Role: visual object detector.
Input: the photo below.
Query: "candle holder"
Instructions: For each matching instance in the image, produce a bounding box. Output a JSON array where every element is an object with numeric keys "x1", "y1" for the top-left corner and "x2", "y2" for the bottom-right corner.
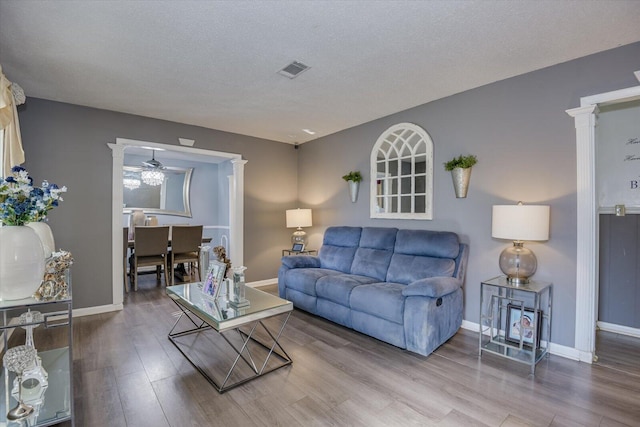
[
  {"x1": 12, "y1": 310, "x2": 49, "y2": 407},
  {"x1": 228, "y1": 266, "x2": 249, "y2": 308},
  {"x1": 3, "y1": 345, "x2": 37, "y2": 421}
]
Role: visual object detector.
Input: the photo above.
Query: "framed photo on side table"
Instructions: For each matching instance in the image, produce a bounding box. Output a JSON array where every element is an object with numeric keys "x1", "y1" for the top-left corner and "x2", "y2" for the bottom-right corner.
[
  {"x1": 202, "y1": 260, "x2": 227, "y2": 299},
  {"x1": 505, "y1": 304, "x2": 542, "y2": 347},
  {"x1": 291, "y1": 242, "x2": 305, "y2": 252}
]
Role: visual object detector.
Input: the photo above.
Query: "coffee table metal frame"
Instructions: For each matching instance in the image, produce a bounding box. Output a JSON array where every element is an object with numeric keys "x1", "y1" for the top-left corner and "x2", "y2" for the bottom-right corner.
[{"x1": 166, "y1": 284, "x2": 293, "y2": 393}]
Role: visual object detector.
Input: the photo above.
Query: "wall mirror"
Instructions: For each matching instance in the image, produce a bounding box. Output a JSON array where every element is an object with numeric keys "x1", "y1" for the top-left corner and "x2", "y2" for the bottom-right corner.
[
  {"x1": 370, "y1": 123, "x2": 433, "y2": 219},
  {"x1": 122, "y1": 166, "x2": 193, "y2": 217}
]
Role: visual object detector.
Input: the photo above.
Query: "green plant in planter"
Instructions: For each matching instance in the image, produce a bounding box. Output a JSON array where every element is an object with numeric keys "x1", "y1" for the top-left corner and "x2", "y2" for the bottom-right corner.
[
  {"x1": 444, "y1": 155, "x2": 478, "y2": 171},
  {"x1": 342, "y1": 171, "x2": 363, "y2": 182}
]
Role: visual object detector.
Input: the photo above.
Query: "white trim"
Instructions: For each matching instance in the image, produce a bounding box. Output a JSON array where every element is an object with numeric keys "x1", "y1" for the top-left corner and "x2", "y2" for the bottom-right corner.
[
  {"x1": 72, "y1": 303, "x2": 123, "y2": 317},
  {"x1": 108, "y1": 138, "x2": 245, "y2": 308},
  {"x1": 566, "y1": 104, "x2": 599, "y2": 364},
  {"x1": 597, "y1": 321, "x2": 640, "y2": 339},
  {"x1": 370, "y1": 122, "x2": 434, "y2": 220},
  {"x1": 566, "y1": 81, "x2": 640, "y2": 366},
  {"x1": 461, "y1": 320, "x2": 582, "y2": 361},
  {"x1": 247, "y1": 277, "x2": 278, "y2": 288},
  {"x1": 580, "y1": 86, "x2": 640, "y2": 107}
]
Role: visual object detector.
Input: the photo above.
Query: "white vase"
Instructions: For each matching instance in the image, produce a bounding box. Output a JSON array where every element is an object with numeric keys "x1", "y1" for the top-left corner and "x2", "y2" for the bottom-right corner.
[
  {"x1": 0, "y1": 226, "x2": 45, "y2": 300},
  {"x1": 348, "y1": 180, "x2": 360, "y2": 203},
  {"x1": 26, "y1": 222, "x2": 56, "y2": 258}
]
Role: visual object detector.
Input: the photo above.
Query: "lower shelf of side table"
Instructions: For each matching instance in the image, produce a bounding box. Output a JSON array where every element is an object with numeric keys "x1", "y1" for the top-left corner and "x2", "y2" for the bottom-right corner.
[
  {"x1": 480, "y1": 335, "x2": 548, "y2": 366},
  {"x1": 0, "y1": 347, "x2": 72, "y2": 427}
]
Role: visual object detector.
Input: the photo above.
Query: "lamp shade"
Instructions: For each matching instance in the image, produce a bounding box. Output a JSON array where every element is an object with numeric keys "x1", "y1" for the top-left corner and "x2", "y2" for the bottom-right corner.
[
  {"x1": 286, "y1": 209, "x2": 312, "y2": 228},
  {"x1": 492, "y1": 204, "x2": 549, "y2": 241}
]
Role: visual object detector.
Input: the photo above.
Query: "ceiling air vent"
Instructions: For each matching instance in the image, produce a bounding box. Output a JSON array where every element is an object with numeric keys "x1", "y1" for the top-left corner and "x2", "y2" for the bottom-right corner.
[{"x1": 277, "y1": 61, "x2": 310, "y2": 79}]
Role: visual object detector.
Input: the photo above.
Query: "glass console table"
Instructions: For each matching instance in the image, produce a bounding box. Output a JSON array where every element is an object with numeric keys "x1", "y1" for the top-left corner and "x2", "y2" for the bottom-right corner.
[
  {"x1": 0, "y1": 279, "x2": 73, "y2": 426},
  {"x1": 479, "y1": 276, "x2": 552, "y2": 375}
]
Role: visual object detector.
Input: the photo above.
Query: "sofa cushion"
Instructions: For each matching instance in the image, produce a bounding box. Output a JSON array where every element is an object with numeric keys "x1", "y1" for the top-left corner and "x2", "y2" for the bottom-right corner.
[
  {"x1": 386, "y1": 254, "x2": 456, "y2": 285},
  {"x1": 350, "y1": 282, "x2": 405, "y2": 324},
  {"x1": 319, "y1": 226, "x2": 362, "y2": 273},
  {"x1": 316, "y1": 274, "x2": 378, "y2": 306},
  {"x1": 284, "y1": 268, "x2": 341, "y2": 296},
  {"x1": 394, "y1": 229, "x2": 460, "y2": 259},
  {"x1": 351, "y1": 227, "x2": 397, "y2": 281}
]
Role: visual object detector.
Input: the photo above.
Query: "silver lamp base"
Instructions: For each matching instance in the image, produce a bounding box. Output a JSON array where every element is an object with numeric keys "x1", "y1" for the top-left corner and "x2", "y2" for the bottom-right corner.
[
  {"x1": 499, "y1": 241, "x2": 537, "y2": 285},
  {"x1": 291, "y1": 228, "x2": 307, "y2": 245}
]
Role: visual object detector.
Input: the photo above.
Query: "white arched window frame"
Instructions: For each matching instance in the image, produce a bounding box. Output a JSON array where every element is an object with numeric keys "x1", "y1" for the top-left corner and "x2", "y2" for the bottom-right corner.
[{"x1": 370, "y1": 123, "x2": 434, "y2": 219}]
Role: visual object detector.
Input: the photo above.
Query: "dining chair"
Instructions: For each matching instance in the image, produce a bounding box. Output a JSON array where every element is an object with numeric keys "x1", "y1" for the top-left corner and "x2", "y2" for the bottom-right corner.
[
  {"x1": 123, "y1": 227, "x2": 130, "y2": 292},
  {"x1": 169, "y1": 225, "x2": 203, "y2": 285},
  {"x1": 132, "y1": 226, "x2": 170, "y2": 291}
]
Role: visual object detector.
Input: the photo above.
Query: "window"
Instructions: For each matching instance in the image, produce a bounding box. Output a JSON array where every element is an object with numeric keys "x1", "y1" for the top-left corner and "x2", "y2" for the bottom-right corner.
[{"x1": 370, "y1": 123, "x2": 433, "y2": 219}]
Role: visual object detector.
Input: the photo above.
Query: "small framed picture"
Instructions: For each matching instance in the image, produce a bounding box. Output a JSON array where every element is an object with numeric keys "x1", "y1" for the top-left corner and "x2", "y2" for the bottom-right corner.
[
  {"x1": 291, "y1": 242, "x2": 305, "y2": 252},
  {"x1": 202, "y1": 260, "x2": 227, "y2": 299},
  {"x1": 505, "y1": 304, "x2": 542, "y2": 347}
]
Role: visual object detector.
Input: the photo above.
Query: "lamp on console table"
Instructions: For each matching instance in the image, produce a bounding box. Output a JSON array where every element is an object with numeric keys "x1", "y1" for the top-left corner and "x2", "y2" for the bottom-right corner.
[
  {"x1": 286, "y1": 208, "x2": 312, "y2": 246},
  {"x1": 492, "y1": 202, "x2": 550, "y2": 285}
]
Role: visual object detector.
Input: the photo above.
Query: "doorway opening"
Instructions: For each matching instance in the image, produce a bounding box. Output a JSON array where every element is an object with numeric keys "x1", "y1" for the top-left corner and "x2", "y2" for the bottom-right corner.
[{"x1": 109, "y1": 138, "x2": 247, "y2": 307}]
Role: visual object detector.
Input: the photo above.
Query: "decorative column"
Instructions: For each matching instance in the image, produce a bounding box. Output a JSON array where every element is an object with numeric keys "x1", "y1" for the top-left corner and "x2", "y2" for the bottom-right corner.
[
  {"x1": 108, "y1": 143, "x2": 125, "y2": 307},
  {"x1": 230, "y1": 159, "x2": 247, "y2": 268},
  {"x1": 566, "y1": 105, "x2": 598, "y2": 363}
]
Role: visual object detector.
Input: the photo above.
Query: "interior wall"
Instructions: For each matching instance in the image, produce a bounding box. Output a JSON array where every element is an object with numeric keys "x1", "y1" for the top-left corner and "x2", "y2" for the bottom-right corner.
[
  {"x1": 298, "y1": 41, "x2": 640, "y2": 348},
  {"x1": 599, "y1": 214, "x2": 640, "y2": 328},
  {"x1": 17, "y1": 98, "x2": 298, "y2": 309}
]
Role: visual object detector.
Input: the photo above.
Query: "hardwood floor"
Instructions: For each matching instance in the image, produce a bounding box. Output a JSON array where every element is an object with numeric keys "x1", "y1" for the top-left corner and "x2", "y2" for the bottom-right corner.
[
  {"x1": 596, "y1": 330, "x2": 640, "y2": 378},
  {"x1": 17, "y1": 274, "x2": 640, "y2": 426}
]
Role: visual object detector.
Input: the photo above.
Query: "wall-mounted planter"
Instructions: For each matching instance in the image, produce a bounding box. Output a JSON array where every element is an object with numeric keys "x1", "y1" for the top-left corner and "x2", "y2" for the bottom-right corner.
[
  {"x1": 451, "y1": 167, "x2": 472, "y2": 198},
  {"x1": 444, "y1": 155, "x2": 477, "y2": 199},
  {"x1": 342, "y1": 171, "x2": 362, "y2": 203},
  {"x1": 348, "y1": 180, "x2": 360, "y2": 203}
]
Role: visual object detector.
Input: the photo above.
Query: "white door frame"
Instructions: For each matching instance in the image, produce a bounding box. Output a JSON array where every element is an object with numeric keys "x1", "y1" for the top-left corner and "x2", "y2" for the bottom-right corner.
[
  {"x1": 108, "y1": 138, "x2": 246, "y2": 307},
  {"x1": 566, "y1": 83, "x2": 640, "y2": 363}
]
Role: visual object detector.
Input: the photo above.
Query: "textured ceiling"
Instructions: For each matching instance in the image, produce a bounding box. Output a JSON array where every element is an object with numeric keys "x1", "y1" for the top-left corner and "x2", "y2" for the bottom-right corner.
[{"x1": 1, "y1": 1, "x2": 640, "y2": 144}]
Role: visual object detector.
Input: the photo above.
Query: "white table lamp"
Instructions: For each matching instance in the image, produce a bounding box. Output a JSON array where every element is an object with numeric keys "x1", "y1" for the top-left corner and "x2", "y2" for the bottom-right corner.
[
  {"x1": 286, "y1": 208, "x2": 312, "y2": 245},
  {"x1": 492, "y1": 202, "x2": 550, "y2": 285}
]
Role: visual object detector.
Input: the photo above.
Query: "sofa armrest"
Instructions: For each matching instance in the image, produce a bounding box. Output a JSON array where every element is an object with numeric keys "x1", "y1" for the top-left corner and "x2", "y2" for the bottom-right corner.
[
  {"x1": 402, "y1": 277, "x2": 462, "y2": 298},
  {"x1": 281, "y1": 255, "x2": 321, "y2": 269}
]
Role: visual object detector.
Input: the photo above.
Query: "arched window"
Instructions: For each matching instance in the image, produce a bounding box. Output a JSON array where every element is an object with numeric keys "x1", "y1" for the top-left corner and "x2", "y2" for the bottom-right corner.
[{"x1": 370, "y1": 123, "x2": 433, "y2": 219}]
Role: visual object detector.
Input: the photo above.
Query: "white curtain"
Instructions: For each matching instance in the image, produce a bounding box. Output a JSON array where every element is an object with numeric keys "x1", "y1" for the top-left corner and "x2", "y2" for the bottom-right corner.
[{"x1": 0, "y1": 64, "x2": 25, "y2": 175}]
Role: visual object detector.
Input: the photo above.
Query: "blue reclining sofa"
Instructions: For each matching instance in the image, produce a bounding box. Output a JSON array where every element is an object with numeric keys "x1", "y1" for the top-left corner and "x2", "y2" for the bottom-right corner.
[{"x1": 278, "y1": 226, "x2": 469, "y2": 356}]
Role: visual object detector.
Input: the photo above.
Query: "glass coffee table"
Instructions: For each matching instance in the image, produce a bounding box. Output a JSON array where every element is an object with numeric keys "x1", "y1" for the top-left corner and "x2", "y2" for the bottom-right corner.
[{"x1": 166, "y1": 283, "x2": 293, "y2": 393}]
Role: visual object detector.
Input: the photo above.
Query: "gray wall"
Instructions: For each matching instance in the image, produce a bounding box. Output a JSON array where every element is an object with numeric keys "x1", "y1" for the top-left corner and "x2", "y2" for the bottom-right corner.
[
  {"x1": 17, "y1": 99, "x2": 297, "y2": 309},
  {"x1": 599, "y1": 215, "x2": 640, "y2": 328},
  {"x1": 297, "y1": 42, "x2": 640, "y2": 348}
]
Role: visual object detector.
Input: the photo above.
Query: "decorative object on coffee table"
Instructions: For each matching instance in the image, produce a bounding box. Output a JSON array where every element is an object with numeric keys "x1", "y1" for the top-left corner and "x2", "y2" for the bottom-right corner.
[
  {"x1": 229, "y1": 266, "x2": 249, "y2": 308},
  {"x1": 444, "y1": 154, "x2": 477, "y2": 198}
]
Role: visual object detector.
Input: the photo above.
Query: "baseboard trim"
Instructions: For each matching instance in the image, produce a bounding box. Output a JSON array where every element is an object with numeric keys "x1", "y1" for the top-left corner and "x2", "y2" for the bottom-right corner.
[
  {"x1": 248, "y1": 278, "x2": 278, "y2": 288},
  {"x1": 597, "y1": 321, "x2": 640, "y2": 338},
  {"x1": 461, "y1": 320, "x2": 582, "y2": 362},
  {"x1": 72, "y1": 303, "x2": 123, "y2": 318}
]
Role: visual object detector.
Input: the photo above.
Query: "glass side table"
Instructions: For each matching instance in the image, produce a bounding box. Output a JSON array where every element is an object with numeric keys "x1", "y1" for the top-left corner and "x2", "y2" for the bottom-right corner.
[
  {"x1": 282, "y1": 249, "x2": 317, "y2": 256},
  {"x1": 479, "y1": 276, "x2": 552, "y2": 375},
  {"x1": 0, "y1": 275, "x2": 74, "y2": 427}
]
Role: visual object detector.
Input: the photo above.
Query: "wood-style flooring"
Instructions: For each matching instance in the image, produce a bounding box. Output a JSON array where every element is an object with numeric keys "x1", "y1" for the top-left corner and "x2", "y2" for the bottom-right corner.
[{"x1": 16, "y1": 274, "x2": 640, "y2": 426}]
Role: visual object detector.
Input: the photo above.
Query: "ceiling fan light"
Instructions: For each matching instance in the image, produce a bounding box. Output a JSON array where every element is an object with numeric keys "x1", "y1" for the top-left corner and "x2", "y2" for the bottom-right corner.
[
  {"x1": 123, "y1": 177, "x2": 141, "y2": 190},
  {"x1": 141, "y1": 169, "x2": 165, "y2": 186}
]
